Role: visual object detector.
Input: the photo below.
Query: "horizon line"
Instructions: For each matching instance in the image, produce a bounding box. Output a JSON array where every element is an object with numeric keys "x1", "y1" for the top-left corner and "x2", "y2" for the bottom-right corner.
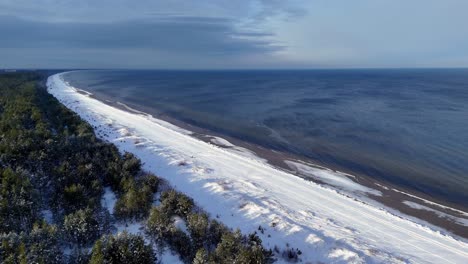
[{"x1": 3, "y1": 67, "x2": 468, "y2": 72}]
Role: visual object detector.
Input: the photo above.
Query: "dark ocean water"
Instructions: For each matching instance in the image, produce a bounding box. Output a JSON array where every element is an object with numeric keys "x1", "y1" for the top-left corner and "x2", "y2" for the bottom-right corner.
[{"x1": 63, "y1": 69, "x2": 468, "y2": 205}]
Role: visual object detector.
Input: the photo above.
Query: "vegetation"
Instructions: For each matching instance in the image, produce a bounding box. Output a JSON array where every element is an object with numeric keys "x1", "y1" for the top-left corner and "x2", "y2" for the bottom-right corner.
[
  {"x1": 0, "y1": 72, "x2": 274, "y2": 263},
  {"x1": 0, "y1": 221, "x2": 62, "y2": 264},
  {"x1": 114, "y1": 174, "x2": 159, "y2": 220},
  {"x1": 63, "y1": 207, "x2": 101, "y2": 246},
  {"x1": 89, "y1": 232, "x2": 155, "y2": 264}
]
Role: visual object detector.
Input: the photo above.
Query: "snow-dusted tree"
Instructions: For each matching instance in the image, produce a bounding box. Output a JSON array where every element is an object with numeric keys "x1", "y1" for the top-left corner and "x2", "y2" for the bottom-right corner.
[
  {"x1": 159, "y1": 190, "x2": 194, "y2": 218},
  {"x1": 193, "y1": 248, "x2": 208, "y2": 264},
  {"x1": 89, "y1": 232, "x2": 155, "y2": 264},
  {"x1": 0, "y1": 167, "x2": 39, "y2": 233},
  {"x1": 187, "y1": 212, "x2": 209, "y2": 248},
  {"x1": 63, "y1": 207, "x2": 100, "y2": 246},
  {"x1": 26, "y1": 221, "x2": 63, "y2": 264},
  {"x1": 213, "y1": 229, "x2": 243, "y2": 263},
  {"x1": 146, "y1": 207, "x2": 173, "y2": 242}
]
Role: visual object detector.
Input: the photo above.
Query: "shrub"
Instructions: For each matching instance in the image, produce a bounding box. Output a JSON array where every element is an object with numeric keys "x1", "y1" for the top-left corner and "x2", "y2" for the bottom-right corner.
[
  {"x1": 63, "y1": 208, "x2": 101, "y2": 246},
  {"x1": 193, "y1": 248, "x2": 209, "y2": 264},
  {"x1": 0, "y1": 221, "x2": 63, "y2": 264},
  {"x1": 0, "y1": 167, "x2": 39, "y2": 233},
  {"x1": 146, "y1": 207, "x2": 173, "y2": 241},
  {"x1": 167, "y1": 229, "x2": 194, "y2": 261},
  {"x1": 89, "y1": 232, "x2": 155, "y2": 264},
  {"x1": 160, "y1": 190, "x2": 194, "y2": 218},
  {"x1": 122, "y1": 152, "x2": 141, "y2": 175},
  {"x1": 187, "y1": 212, "x2": 209, "y2": 248},
  {"x1": 113, "y1": 176, "x2": 156, "y2": 220}
]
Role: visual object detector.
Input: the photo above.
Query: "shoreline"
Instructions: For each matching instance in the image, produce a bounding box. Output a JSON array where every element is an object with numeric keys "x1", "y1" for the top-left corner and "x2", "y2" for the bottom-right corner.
[
  {"x1": 48, "y1": 72, "x2": 468, "y2": 263},
  {"x1": 67, "y1": 73, "x2": 468, "y2": 239}
]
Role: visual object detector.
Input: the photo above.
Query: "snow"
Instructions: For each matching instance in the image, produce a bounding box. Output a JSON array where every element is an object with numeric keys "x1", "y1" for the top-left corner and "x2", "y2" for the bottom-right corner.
[
  {"x1": 101, "y1": 187, "x2": 117, "y2": 214},
  {"x1": 394, "y1": 188, "x2": 468, "y2": 217},
  {"x1": 210, "y1": 136, "x2": 267, "y2": 162},
  {"x1": 210, "y1": 136, "x2": 235, "y2": 147},
  {"x1": 101, "y1": 187, "x2": 146, "y2": 236},
  {"x1": 97, "y1": 153, "x2": 182, "y2": 263},
  {"x1": 328, "y1": 248, "x2": 363, "y2": 263},
  {"x1": 41, "y1": 209, "x2": 54, "y2": 224},
  {"x1": 115, "y1": 221, "x2": 144, "y2": 236},
  {"x1": 172, "y1": 216, "x2": 189, "y2": 234},
  {"x1": 403, "y1": 201, "x2": 468, "y2": 227},
  {"x1": 285, "y1": 160, "x2": 382, "y2": 196},
  {"x1": 158, "y1": 248, "x2": 184, "y2": 264},
  {"x1": 48, "y1": 73, "x2": 468, "y2": 264}
]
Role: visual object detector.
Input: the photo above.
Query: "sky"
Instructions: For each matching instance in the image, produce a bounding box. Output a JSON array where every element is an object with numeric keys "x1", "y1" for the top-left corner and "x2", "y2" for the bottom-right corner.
[{"x1": 1, "y1": 0, "x2": 467, "y2": 69}]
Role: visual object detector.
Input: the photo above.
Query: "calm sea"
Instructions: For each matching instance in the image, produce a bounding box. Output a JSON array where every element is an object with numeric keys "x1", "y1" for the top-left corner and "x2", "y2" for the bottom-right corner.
[{"x1": 63, "y1": 69, "x2": 468, "y2": 205}]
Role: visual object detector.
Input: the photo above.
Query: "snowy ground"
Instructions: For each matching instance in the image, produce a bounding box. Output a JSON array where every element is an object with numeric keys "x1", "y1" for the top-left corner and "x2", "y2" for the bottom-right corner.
[
  {"x1": 48, "y1": 73, "x2": 468, "y2": 264},
  {"x1": 100, "y1": 186, "x2": 184, "y2": 263}
]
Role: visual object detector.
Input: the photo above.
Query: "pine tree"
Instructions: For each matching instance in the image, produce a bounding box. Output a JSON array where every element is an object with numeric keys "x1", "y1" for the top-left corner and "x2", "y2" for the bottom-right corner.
[
  {"x1": 18, "y1": 242, "x2": 27, "y2": 264},
  {"x1": 146, "y1": 207, "x2": 172, "y2": 241},
  {"x1": 193, "y1": 248, "x2": 208, "y2": 264},
  {"x1": 187, "y1": 212, "x2": 209, "y2": 248},
  {"x1": 89, "y1": 232, "x2": 155, "y2": 264},
  {"x1": 89, "y1": 239, "x2": 104, "y2": 264},
  {"x1": 63, "y1": 207, "x2": 100, "y2": 245}
]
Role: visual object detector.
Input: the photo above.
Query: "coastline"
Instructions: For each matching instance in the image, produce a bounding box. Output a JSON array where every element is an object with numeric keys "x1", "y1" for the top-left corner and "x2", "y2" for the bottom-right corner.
[
  {"x1": 106, "y1": 102, "x2": 468, "y2": 238},
  {"x1": 48, "y1": 72, "x2": 468, "y2": 263},
  {"x1": 68, "y1": 72, "x2": 468, "y2": 238}
]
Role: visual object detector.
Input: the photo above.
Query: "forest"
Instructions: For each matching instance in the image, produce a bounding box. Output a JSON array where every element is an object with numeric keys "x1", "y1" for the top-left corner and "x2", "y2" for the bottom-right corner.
[{"x1": 0, "y1": 72, "x2": 274, "y2": 263}]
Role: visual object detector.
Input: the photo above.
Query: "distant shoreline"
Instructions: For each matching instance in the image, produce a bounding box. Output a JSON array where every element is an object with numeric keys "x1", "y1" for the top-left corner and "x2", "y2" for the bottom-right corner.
[{"x1": 56, "y1": 72, "x2": 468, "y2": 240}]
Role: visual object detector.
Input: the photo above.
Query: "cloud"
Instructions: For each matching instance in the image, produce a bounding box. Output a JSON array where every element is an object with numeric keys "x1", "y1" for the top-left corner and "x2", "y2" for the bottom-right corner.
[
  {"x1": 0, "y1": 14, "x2": 288, "y2": 69},
  {"x1": 0, "y1": 0, "x2": 306, "y2": 68},
  {"x1": 1, "y1": 0, "x2": 467, "y2": 68},
  {"x1": 0, "y1": 0, "x2": 307, "y2": 23},
  {"x1": 0, "y1": 15, "x2": 282, "y2": 55}
]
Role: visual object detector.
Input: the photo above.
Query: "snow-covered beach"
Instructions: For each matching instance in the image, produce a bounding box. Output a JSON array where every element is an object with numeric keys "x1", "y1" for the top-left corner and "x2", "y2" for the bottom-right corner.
[{"x1": 47, "y1": 73, "x2": 468, "y2": 263}]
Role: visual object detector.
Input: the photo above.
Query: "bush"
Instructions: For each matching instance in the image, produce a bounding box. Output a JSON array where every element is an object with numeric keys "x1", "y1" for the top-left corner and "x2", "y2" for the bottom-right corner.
[
  {"x1": 167, "y1": 229, "x2": 194, "y2": 261},
  {"x1": 187, "y1": 212, "x2": 209, "y2": 248},
  {"x1": 160, "y1": 190, "x2": 194, "y2": 218},
  {"x1": 89, "y1": 232, "x2": 155, "y2": 264},
  {"x1": 207, "y1": 219, "x2": 229, "y2": 246},
  {"x1": 0, "y1": 221, "x2": 63, "y2": 264},
  {"x1": 0, "y1": 167, "x2": 39, "y2": 233},
  {"x1": 193, "y1": 248, "x2": 209, "y2": 264},
  {"x1": 146, "y1": 207, "x2": 173, "y2": 241},
  {"x1": 113, "y1": 176, "x2": 157, "y2": 220},
  {"x1": 122, "y1": 152, "x2": 141, "y2": 175},
  {"x1": 213, "y1": 230, "x2": 243, "y2": 263},
  {"x1": 211, "y1": 230, "x2": 271, "y2": 264},
  {"x1": 63, "y1": 208, "x2": 101, "y2": 246}
]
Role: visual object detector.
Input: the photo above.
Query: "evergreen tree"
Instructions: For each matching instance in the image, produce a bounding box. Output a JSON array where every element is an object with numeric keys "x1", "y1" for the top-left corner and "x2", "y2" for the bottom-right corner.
[
  {"x1": 26, "y1": 221, "x2": 63, "y2": 264},
  {"x1": 146, "y1": 207, "x2": 173, "y2": 241},
  {"x1": 187, "y1": 212, "x2": 209, "y2": 248},
  {"x1": 114, "y1": 176, "x2": 155, "y2": 220},
  {"x1": 213, "y1": 230, "x2": 243, "y2": 263},
  {"x1": 0, "y1": 167, "x2": 38, "y2": 233},
  {"x1": 193, "y1": 248, "x2": 208, "y2": 264},
  {"x1": 89, "y1": 239, "x2": 104, "y2": 264},
  {"x1": 160, "y1": 190, "x2": 194, "y2": 218},
  {"x1": 89, "y1": 232, "x2": 155, "y2": 264},
  {"x1": 63, "y1": 207, "x2": 101, "y2": 246}
]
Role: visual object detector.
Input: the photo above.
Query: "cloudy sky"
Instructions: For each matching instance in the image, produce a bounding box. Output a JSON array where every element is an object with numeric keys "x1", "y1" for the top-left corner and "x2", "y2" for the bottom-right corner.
[{"x1": 1, "y1": 0, "x2": 467, "y2": 69}]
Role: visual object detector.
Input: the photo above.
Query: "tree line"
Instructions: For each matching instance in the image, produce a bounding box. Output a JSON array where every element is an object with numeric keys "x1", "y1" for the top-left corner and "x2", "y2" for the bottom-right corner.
[{"x1": 0, "y1": 72, "x2": 275, "y2": 263}]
